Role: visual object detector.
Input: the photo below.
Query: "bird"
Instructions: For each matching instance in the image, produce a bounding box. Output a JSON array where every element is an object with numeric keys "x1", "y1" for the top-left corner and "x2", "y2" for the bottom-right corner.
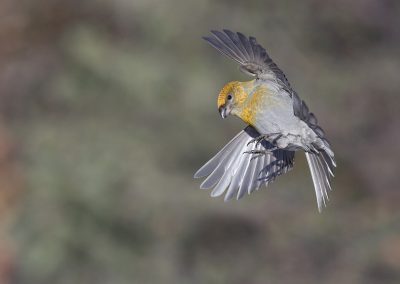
[{"x1": 194, "y1": 29, "x2": 336, "y2": 211}]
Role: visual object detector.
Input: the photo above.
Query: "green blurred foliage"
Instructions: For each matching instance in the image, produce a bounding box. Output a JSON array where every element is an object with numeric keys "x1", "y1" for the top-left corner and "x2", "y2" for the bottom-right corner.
[{"x1": 0, "y1": 0, "x2": 399, "y2": 283}]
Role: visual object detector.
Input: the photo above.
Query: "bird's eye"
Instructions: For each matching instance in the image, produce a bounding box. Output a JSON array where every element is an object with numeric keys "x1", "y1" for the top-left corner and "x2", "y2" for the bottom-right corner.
[{"x1": 227, "y1": 94, "x2": 233, "y2": 101}]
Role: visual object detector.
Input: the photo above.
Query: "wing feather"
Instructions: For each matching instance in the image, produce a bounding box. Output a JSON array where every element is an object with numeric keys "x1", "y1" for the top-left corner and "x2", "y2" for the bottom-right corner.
[
  {"x1": 236, "y1": 149, "x2": 254, "y2": 200},
  {"x1": 210, "y1": 136, "x2": 250, "y2": 197},
  {"x1": 198, "y1": 134, "x2": 245, "y2": 189},
  {"x1": 223, "y1": 30, "x2": 248, "y2": 60},
  {"x1": 253, "y1": 154, "x2": 265, "y2": 191},
  {"x1": 243, "y1": 154, "x2": 259, "y2": 195},
  {"x1": 203, "y1": 30, "x2": 291, "y2": 87},
  {"x1": 195, "y1": 126, "x2": 295, "y2": 201},
  {"x1": 224, "y1": 146, "x2": 248, "y2": 201},
  {"x1": 194, "y1": 131, "x2": 243, "y2": 178},
  {"x1": 211, "y1": 30, "x2": 245, "y2": 63},
  {"x1": 237, "y1": 32, "x2": 253, "y2": 60}
]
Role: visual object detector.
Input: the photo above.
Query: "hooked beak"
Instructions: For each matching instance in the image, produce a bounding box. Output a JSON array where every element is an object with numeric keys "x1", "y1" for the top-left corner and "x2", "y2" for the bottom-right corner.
[{"x1": 218, "y1": 105, "x2": 228, "y2": 119}]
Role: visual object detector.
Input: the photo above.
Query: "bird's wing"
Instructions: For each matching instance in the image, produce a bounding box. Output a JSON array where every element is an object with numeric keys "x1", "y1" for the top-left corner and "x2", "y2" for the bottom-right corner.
[
  {"x1": 194, "y1": 126, "x2": 295, "y2": 201},
  {"x1": 203, "y1": 29, "x2": 291, "y2": 88}
]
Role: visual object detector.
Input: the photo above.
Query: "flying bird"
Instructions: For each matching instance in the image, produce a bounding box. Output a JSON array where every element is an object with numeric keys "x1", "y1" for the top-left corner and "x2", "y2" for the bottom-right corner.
[{"x1": 194, "y1": 30, "x2": 336, "y2": 211}]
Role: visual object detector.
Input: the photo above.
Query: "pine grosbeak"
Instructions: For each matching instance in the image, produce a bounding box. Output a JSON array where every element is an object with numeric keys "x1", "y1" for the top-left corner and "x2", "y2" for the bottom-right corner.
[{"x1": 194, "y1": 30, "x2": 336, "y2": 211}]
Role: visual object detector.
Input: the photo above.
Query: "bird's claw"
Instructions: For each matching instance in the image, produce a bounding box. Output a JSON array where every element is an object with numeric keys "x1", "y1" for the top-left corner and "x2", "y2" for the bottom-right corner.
[
  {"x1": 247, "y1": 133, "x2": 282, "y2": 147},
  {"x1": 247, "y1": 136, "x2": 265, "y2": 147},
  {"x1": 243, "y1": 149, "x2": 277, "y2": 160}
]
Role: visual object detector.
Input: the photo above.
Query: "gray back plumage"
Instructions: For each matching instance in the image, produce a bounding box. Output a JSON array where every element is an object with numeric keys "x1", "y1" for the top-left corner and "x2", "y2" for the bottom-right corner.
[{"x1": 292, "y1": 91, "x2": 328, "y2": 142}]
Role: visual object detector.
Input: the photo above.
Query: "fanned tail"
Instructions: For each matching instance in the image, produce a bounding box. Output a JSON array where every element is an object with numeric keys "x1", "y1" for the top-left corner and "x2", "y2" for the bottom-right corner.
[{"x1": 305, "y1": 150, "x2": 336, "y2": 212}]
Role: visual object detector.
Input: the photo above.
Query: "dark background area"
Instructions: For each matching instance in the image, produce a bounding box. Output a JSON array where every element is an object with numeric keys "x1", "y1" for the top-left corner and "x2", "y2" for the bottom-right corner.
[{"x1": 0, "y1": 0, "x2": 399, "y2": 283}]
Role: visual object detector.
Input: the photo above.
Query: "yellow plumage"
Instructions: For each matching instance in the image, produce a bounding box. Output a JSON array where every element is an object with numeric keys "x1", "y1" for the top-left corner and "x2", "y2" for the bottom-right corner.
[{"x1": 217, "y1": 80, "x2": 271, "y2": 126}]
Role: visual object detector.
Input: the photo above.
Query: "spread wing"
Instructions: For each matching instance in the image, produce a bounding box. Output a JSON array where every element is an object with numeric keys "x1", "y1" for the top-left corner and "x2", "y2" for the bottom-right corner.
[
  {"x1": 194, "y1": 126, "x2": 295, "y2": 201},
  {"x1": 203, "y1": 29, "x2": 291, "y2": 88}
]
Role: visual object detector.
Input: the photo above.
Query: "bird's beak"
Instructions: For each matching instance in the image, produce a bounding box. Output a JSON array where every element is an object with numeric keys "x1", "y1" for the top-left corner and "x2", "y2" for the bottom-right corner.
[{"x1": 218, "y1": 105, "x2": 227, "y2": 119}]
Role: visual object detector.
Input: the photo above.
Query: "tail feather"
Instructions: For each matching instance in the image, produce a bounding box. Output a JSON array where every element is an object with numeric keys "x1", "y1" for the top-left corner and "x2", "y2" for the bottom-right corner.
[{"x1": 305, "y1": 151, "x2": 335, "y2": 212}]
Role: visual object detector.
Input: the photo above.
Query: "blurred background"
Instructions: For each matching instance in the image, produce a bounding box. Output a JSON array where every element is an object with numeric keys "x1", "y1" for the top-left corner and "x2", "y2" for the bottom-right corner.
[{"x1": 0, "y1": 0, "x2": 399, "y2": 283}]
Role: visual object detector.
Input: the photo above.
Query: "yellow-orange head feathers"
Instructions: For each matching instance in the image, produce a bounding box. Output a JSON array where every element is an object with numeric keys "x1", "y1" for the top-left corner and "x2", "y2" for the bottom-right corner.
[
  {"x1": 217, "y1": 81, "x2": 246, "y2": 110},
  {"x1": 217, "y1": 80, "x2": 266, "y2": 124}
]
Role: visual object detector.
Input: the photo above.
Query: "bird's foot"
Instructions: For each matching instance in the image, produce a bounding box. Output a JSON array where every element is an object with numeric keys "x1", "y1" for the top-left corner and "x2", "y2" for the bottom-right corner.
[
  {"x1": 247, "y1": 133, "x2": 283, "y2": 147},
  {"x1": 243, "y1": 149, "x2": 278, "y2": 159}
]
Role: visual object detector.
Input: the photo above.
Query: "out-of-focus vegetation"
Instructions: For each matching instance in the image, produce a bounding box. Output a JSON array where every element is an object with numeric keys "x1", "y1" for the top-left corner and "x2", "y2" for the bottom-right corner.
[{"x1": 0, "y1": 0, "x2": 399, "y2": 283}]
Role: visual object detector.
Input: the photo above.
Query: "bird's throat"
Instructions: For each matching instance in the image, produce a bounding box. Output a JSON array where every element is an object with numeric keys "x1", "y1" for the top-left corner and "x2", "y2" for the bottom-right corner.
[{"x1": 237, "y1": 85, "x2": 267, "y2": 125}]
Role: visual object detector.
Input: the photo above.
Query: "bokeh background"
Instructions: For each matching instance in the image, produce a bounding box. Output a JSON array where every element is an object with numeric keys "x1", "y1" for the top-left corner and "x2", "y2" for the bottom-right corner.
[{"x1": 0, "y1": 0, "x2": 399, "y2": 283}]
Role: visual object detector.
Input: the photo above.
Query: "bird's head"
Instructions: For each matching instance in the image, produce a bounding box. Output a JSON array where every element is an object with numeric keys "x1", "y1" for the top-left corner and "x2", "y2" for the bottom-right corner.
[{"x1": 217, "y1": 81, "x2": 251, "y2": 119}]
